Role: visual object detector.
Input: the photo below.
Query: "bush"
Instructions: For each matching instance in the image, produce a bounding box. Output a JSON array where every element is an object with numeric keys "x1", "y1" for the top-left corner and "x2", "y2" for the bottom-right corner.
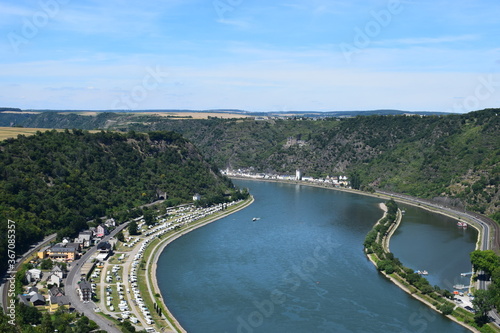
[{"x1": 438, "y1": 303, "x2": 454, "y2": 315}]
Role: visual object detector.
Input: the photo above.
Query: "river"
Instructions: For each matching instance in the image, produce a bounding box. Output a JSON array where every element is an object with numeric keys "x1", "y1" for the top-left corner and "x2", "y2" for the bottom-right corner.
[{"x1": 156, "y1": 180, "x2": 472, "y2": 332}]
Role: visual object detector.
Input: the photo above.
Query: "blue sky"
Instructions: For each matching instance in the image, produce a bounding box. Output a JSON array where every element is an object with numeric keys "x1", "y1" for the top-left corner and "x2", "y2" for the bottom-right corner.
[{"x1": 1, "y1": 0, "x2": 499, "y2": 112}]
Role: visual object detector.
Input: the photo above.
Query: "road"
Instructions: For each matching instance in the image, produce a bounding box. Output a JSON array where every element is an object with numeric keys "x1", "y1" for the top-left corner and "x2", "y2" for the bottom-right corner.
[
  {"x1": 376, "y1": 190, "x2": 497, "y2": 252},
  {"x1": 0, "y1": 233, "x2": 57, "y2": 312},
  {"x1": 376, "y1": 190, "x2": 500, "y2": 325},
  {"x1": 65, "y1": 222, "x2": 129, "y2": 333}
]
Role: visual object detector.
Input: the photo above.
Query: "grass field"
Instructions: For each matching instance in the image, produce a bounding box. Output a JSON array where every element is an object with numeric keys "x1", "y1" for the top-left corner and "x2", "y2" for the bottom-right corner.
[
  {"x1": 71, "y1": 111, "x2": 250, "y2": 119},
  {"x1": 0, "y1": 127, "x2": 103, "y2": 141},
  {"x1": 0, "y1": 127, "x2": 59, "y2": 140}
]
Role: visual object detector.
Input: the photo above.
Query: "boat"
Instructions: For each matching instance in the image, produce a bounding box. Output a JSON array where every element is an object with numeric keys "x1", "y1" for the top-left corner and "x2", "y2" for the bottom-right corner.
[
  {"x1": 415, "y1": 270, "x2": 429, "y2": 275},
  {"x1": 457, "y1": 221, "x2": 468, "y2": 228},
  {"x1": 252, "y1": 217, "x2": 261, "y2": 221}
]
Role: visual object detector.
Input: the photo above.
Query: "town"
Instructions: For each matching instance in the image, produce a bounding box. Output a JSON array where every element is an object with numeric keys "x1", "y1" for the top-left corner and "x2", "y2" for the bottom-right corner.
[
  {"x1": 222, "y1": 168, "x2": 350, "y2": 187},
  {"x1": 14, "y1": 198, "x2": 247, "y2": 332}
]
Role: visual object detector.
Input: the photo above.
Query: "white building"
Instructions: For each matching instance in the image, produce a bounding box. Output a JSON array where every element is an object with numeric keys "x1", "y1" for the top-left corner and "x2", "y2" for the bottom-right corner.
[{"x1": 26, "y1": 269, "x2": 42, "y2": 282}]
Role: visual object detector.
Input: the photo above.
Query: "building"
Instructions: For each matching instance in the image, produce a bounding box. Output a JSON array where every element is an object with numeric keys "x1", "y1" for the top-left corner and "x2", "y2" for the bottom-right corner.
[
  {"x1": 48, "y1": 274, "x2": 62, "y2": 287},
  {"x1": 104, "y1": 218, "x2": 116, "y2": 227},
  {"x1": 96, "y1": 241, "x2": 112, "y2": 253},
  {"x1": 30, "y1": 293, "x2": 46, "y2": 306},
  {"x1": 48, "y1": 286, "x2": 70, "y2": 311},
  {"x1": 96, "y1": 224, "x2": 108, "y2": 238},
  {"x1": 51, "y1": 265, "x2": 66, "y2": 279},
  {"x1": 75, "y1": 230, "x2": 93, "y2": 248},
  {"x1": 26, "y1": 269, "x2": 42, "y2": 282},
  {"x1": 46, "y1": 244, "x2": 78, "y2": 261},
  {"x1": 193, "y1": 193, "x2": 201, "y2": 201},
  {"x1": 78, "y1": 280, "x2": 92, "y2": 302},
  {"x1": 295, "y1": 170, "x2": 302, "y2": 181},
  {"x1": 37, "y1": 246, "x2": 50, "y2": 259}
]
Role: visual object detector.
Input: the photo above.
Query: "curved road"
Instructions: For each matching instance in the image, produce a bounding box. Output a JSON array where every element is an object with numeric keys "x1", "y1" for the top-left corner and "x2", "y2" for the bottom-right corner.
[
  {"x1": 376, "y1": 189, "x2": 500, "y2": 325},
  {"x1": 376, "y1": 190, "x2": 497, "y2": 252}
]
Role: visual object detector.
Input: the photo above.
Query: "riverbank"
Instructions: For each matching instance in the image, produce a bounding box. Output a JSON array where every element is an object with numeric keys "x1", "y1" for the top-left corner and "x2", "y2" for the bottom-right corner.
[
  {"x1": 233, "y1": 176, "x2": 486, "y2": 257},
  {"x1": 233, "y1": 177, "x2": 492, "y2": 332},
  {"x1": 366, "y1": 203, "x2": 481, "y2": 333},
  {"x1": 142, "y1": 196, "x2": 255, "y2": 332}
]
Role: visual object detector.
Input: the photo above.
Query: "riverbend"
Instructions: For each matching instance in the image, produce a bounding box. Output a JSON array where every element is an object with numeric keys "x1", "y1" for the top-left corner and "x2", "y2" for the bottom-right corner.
[{"x1": 157, "y1": 179, "x2": 476, "y2": 332}]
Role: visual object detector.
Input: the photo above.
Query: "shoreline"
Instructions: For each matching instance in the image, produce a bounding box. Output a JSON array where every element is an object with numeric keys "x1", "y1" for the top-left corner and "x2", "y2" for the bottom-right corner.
[
  {"x1": 145, "y1": 196, "x2": 255, "y2": 332},
  {"x1": 231, "y1": 176, "x2": 485, "y2": 251},
  {"x1": 232, "y1": 177, "x2": 486, "y2": 332},
  {"x1": 145, "y1": 177, "x2": 487, "y2": 332},
  {"x1": 365, "y1": 205, "x2": 480, "y2": 333}
]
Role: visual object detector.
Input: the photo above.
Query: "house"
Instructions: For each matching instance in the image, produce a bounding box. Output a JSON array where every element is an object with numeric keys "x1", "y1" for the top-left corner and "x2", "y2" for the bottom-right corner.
[
  {"x1": 27, "y1": 286, "x2": 39, "y2": 293},
  {"x1": 30, "y1": 293, "x2": 46, "y2": 306},
  {"x1": 75, "y1": 230, "x2": 93, "y2": 248},
  {"x1": 48, "y1": 274, "x2": 62, "y2": 287},
  {"x1": 18, "y1": 294, "x2": 31, "y2": 306},
  {"x1": 51, "y1": 294, "x2": 70, "y2": 307},
  {"x1": 48, "y1": 286, "x2": 70, "y2": 311},
  {"x1": 96, "y1": 224, "x2": 108, "y2": 238},
  {"x1": 26, "y1": 269, "x2": 42, "y2": 282},
  {"x1": 193, "y1": 193, "x2": 201, "y2": 201},
  {"x1": 78, "y1": 280, "x2": 92, "y2": 302},
  {"x1": 96, "y1": 241, "x2": 112, "y2": 253},
  {"x1": 51, "y1": 265, "x2": 66, "y2": 279},
  {"x1": 104, "y1": 218, "x2": 116, "y2": 227},
  {"x1": 49, "y1": 286, "x2": 64, "y2": 298}
]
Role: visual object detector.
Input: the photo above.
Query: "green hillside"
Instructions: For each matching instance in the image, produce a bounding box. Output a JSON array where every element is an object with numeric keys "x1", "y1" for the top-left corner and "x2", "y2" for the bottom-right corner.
[
  {"x1": 0, "y1": 130, "x2": 237, "y2": 276},
  {"x1": 1, "y1": 109, "x2": 498, "y2": 220},
  {"x1": 124, "y1": 110, "x2": 499, "y2": 218}
]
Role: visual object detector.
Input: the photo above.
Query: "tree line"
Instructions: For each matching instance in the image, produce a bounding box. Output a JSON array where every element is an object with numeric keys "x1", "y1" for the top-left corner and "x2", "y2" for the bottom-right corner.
[{"x1": 0, "y1": 129, "x2": 238, "y2": 277}]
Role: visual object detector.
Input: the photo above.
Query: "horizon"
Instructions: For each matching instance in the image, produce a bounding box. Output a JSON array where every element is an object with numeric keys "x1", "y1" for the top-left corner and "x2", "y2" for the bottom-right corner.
[
  {"x1": 1, "y1": 1, "x2": 499, "y2": 112},
  {"x1": 1, "y1": 107, "x2": 454, "y2": 114}
]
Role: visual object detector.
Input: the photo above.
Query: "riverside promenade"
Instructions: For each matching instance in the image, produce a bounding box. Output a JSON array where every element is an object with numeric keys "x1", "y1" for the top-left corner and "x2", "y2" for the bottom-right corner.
[{"x1": 130, "y1": 196, "x2": 254, "y2": 332}]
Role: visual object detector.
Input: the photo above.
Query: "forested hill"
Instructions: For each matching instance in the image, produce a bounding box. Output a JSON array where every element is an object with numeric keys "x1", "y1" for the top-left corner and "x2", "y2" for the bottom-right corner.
[
  {"x1": 0, "y1": 130, "x2": 235, "y2": 275},
  {"x1": 123, "y1": 109, "x2": 500, "y2": 220},
  {"x1": 0, "y1": 109, "x2": 498, "y2": 221}
]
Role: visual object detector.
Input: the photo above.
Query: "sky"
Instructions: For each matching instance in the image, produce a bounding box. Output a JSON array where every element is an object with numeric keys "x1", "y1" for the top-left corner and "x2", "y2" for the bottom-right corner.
[{"x1": 1, "y1": 0, "x2": 499, "y2": 112}]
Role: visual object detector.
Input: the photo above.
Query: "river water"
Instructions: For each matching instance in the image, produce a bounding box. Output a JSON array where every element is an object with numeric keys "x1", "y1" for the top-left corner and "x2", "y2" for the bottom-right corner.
[{"x1": 157, "y1": 180, "x2": 472, "y2": 332}]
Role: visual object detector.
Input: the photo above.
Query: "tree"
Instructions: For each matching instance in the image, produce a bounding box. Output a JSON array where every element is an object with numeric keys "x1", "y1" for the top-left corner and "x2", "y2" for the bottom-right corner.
[
  {"x1": 472, "y1": 289, "x2": 494, "y2": 326},
  {"x1": 128, "y1": 221, "x2": 139, "y2": 236},
  {"x1": 116, "y1": 230, "x2": 125, "y2": 242},
  {"x1": 39, "y1": 313, "x2": 55, "y2": 333},
  {"x1": 470, "y1": 250, "x2": 500, "y2": 276},
  {"x1": 17, "y1": 302, "x2": 42, "y2": 325},
  {"x1": 40, "y1": 258, "x2": 53, "y2": 270},
  {"x1": 349, "y1": 171, "x2": 361, "y2": 190},
  {"x1": 143, "y1": 209, "x2": 156, "y2": 226},
  {"x1": 438, "y1": 302, "x2": 454, "y2": 315},
  {"x1": 121, "y1": 320, "x2": 136, "y2": 333}
]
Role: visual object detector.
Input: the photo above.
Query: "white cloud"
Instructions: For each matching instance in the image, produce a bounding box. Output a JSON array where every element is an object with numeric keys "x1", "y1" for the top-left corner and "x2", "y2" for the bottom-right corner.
[{"x1": 373, "y1": 34, "x2": 479, "y2": 46}]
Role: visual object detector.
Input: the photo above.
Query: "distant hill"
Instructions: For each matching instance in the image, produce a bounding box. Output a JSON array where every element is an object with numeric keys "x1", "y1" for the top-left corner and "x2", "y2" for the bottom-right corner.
[
  {"x1": 0, "y1": 108, "x2": 497, "y2": 221},
  {"x1": 119, "y1": 109, "x2": 499, "y2": 220},
  {"x1": 0, "y1": 107, "x2": 22, "y2": 112}
]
